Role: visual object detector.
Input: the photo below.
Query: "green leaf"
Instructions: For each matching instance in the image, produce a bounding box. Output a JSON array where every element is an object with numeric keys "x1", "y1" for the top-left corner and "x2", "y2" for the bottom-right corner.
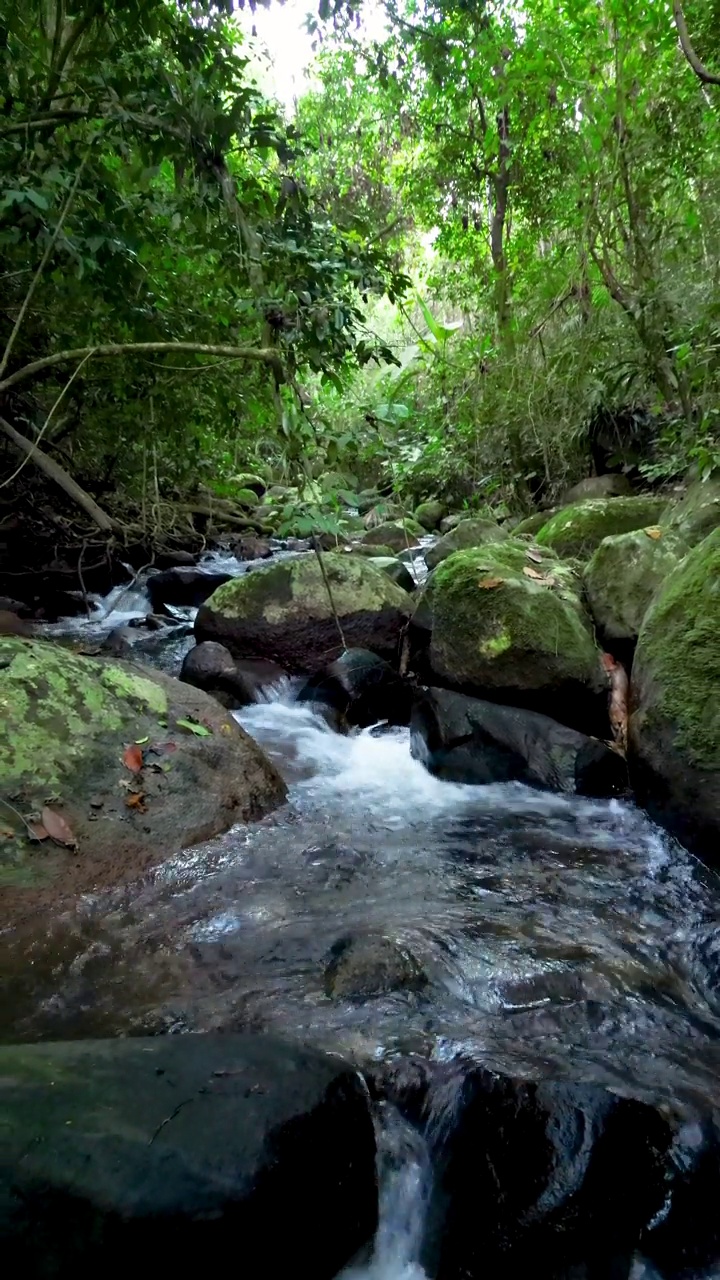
[{"x1": 176, "y1": 719, "x2": 213, "y2": 737}]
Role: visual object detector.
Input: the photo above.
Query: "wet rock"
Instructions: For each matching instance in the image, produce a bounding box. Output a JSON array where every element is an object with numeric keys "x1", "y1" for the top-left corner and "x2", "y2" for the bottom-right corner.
[
  {"x1": 232, "y1": 535, "x2": 272, "y2": 561},
  {"x1": 513, "y1": 509, "x2": 557, "y2": 537},
  {"x1": 414, "y1": 500, "x2": 446, "y2": 531},
  {"x1": 370, "y1": 1058, "x2": 673, "y2": 1279},
  {"x1": 298, "y1": 648, "x2": 412, "y2": 727},
  {"x1": 412, "y1": 687, "x2": 628, "y2": 797},
  {"x1": 154, "y1": 549, "x2": 197, "y2": 569},
  {"x1": 146, "y1": 567, "x2": 232, "y2": 610},
  {"x1": 562, "y1": 474, "x2": 633, "y2": 504},
  {"x1": 0, "y1": 637, "x2": 286, "y2": 896},
  {"x1": 324, "y1": 932, "x2": 427, "y2": 1000},
  {"x1": 360, "y1": 519, "x2": 424, "y2": 552},
  {"x1": 180, "y1": 643, "x2": 287, "y2": 709},
  {"x1": 429, "y1": 540, "x2": 607, "y2": 732},
  {"x1": 100, "y1": 625, "x2": 133, "y2": 657},
  {"x1": 350, "y1": 542, "x2": 397, "y2": 558},
  {"x1": 195, "y1": 553, "x2": 412, "y2": 675},
  {"x1": 365, "y1": 555, "x2": 416, "y2": 593},
  {"x1": 629, "y1": 528, "x2": 720, "y2": 860},
  {"x1": 584, "y1": 526, "x2": 686, "y2": 642},
  {"x1": 0, "y1": 609, "x2": 33, "y2": 637},
  {"x1": 127, "y1": 612, "x2": 172, "y2": 631},
  {"x1": 536, "y1": 495, "x2": 669, "y2": 560},
  {"x1": 425, "y1": 517, "x2": 507, "y2": 571},
  {"x1": 439, "y1": 513, "x2": 470, "y2": 534},
  {"x1": 0, "y1": 1033, "x2": 377, "y2": 1280}
]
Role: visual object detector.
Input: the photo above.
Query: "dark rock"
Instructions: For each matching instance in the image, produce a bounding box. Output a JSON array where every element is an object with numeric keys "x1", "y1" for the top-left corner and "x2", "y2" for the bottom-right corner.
[
  {"x1": 154, "y1": 549, "x2": 197, "y2": 569},
  {"x1": 0, "y1": 596, "x2": 29, "y2": 617},
  {"x1": 180, "y1": 643, "x2": 287, "y2": 709},
  {"x1": 0, "y1": 609, "x2": 33, "y2": 637},
  {"x1": 298, "y1": 648, "x2": 412, "y2": 727},
  {"x1": 100, "y1": 626, "x2": 133, "y2": 657},
  {"x1": 127, "y1": 612, "x2": 172, "y2": 631},
  {"x1": 147, "y1": 567, "x2": 232, "y2": 610},
  {"x1": 233, "y1": 536, "x2": 272, "y2": 561},
  {"x1": 412, "y1": 687, "x2": 628, "y2": 797},
  {"x1": 370, "y1": 1058, "x2": 674, "y2": 1280},
  {"x1": 0, "y1": 1033, "x2": 378, "y2": 1280},
  {"x1": 324, "y1": 932, "x2": 427, "y2": 1000},
  {"x1": 365, "y1": 555, "x2": 416, "y2": 593}
]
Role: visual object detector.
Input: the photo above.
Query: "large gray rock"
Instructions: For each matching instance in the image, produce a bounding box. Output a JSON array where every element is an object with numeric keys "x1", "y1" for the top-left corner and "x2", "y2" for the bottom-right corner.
[
  {"x1": 412, "y1": 687, "x2": 627, "y2": 796},
  {"x1": 195, "y1": 554, "x2": 412, "y2": 674},
  {"x1": 425, "y1": 518, "x2": 507, "y2": 571},
  {"x1": 0, "y1": 1034, "x2": 378, "y2": 1278},
  {"x1": 562, "y1": 474, "x2": 633, "y2": 504}
]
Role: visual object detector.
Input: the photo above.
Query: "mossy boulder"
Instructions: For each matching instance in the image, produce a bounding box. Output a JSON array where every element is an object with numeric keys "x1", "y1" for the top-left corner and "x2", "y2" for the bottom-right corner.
[
  {"x1": 439, "y1": 512, "x2": 471, "y2": 534},
  {"x1": 0, "y1": 638, "x2": 285, "y2": 895},
  {"x1": 584, "y1": 527, "x2": 687, "y2": 641},
  {"x1": 195, "y1": 553, "x2": 412, "y2": 673},
  {"x1": 429, "y1": 541, "x2": 606, "y2": 729},
  {"x1": 629, "y1": 528, "x2": 720, "y2": 859},
  {"x1": 230, "y1": 472, "x2": 267, "y2": 496},
  {"x1": 414, "y1": 500, "x2": 446, "y2": 531},
  {"x1": 350, "y1": 543, "x2": 397, "y2": 559},
  {"x1": 561, "y1": 474, "x2": 633, "y2": 504},
  {"x1": 425, "y1": 518, "x2": 508, "y2": 571},
  {"x1": 360, "y1": 520, "x2": 424, "y2": 552},
  {"x1": 536, "y1": 496, "x2": 669, "y2": 560},
  {"x1": 662, "y1": 471, "x2": 720, "y2": 548}
]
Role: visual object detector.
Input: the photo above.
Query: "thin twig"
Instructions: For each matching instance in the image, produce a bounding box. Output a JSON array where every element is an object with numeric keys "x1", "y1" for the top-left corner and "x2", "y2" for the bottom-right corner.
[{"x1": 312, "y1": 537, "x2": 347, "y2": 650}]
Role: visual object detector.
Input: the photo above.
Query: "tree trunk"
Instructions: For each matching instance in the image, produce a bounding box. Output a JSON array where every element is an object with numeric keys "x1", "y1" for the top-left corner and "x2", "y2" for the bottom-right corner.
[{"x1": 0, "y1": 415, "x2": 118, "y2": 531}]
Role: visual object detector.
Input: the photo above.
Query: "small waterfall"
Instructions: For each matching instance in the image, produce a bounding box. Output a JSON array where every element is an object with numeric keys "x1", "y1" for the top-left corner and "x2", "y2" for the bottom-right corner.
[{"x1": 341, "y1": 1106, "x2": 431, "y2": 1280}]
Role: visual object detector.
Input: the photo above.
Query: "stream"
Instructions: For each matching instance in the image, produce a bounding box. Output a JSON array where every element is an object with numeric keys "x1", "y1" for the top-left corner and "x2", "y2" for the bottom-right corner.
[{"x1": 5, "y1": 554, "x2": 720, "y2": 1277}]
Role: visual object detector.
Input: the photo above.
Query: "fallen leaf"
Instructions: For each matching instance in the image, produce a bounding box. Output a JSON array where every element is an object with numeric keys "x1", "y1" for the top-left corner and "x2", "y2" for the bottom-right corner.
[
  {"x1": 28, "y1": 822, "x2": 49, "y2": 841},
  {"x1": 523, "y1": 566, "x2": 545, "y2": 581},
  {"x1": 526, "y1": 548, "x2": 543, "y2": 563},
  {"x1": 125, "y1": 792, "x2": 147, "y2": 812},
  {"x1": 135, "y1": 735, "x2": 150, "y2": 745},
  {"x1": 123, "y1": 743, "x2": 144, "y2": 773},
  {"x1": 41, "y1": 806, "x2": 76, "y2": 848},
  {"x1": 176, "y1": 717, "x2": 212, "y2": 737},
  {"x1": 150, "y1": 741, "x2": 177, "y2": 755},
  {"x1": 477, "y1": 576, "x2": 505, "y2": 589},
  {"x1": 644, "y1": 526, "x2": 662, "y2": 540}
]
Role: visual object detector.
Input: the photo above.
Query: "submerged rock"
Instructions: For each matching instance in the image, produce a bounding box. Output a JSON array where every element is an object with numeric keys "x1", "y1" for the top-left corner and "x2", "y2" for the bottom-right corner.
[
  {"x1": 429, "y1": 541, "x2": 606, "y2": 730},
  {"x1": 0, "y1": 637, "x2": 286, "y2": 894},
  {"x1": 147, "y1": 566, "x2": 231, "y2": 610},
  {"x1": 298, "y1": 647, "x2": 411, "y2": 727},
  {"x1": 412, "y1": 687, "x2": 627, "y2": 796},
  {"x1": 535, "y1": 495, "x2": 668, "y2": 560},
  {"x1": 324, "y1": 932, "x2": 427, "y2": 1000},
  {"x1": 424, "y1": 517, "x2": 507, "y2": 571},
  {"x1": 195, "y1": 553, "x2": 412, "y2": 674},
  {"x1": 629, "y1": 528, "x2": 720, "y2": 859},
  {"x1": 0, "y1": 1033, "x2": 377, "y2": 1279},
  {"x1": 584, "y1": 526, "x2": 687, "y2": 641}
]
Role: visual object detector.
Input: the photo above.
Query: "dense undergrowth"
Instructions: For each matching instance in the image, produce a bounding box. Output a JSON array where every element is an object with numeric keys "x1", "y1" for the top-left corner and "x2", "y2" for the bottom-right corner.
[{"x1": 2, "y1": 0, "x2": 720, "y2": 544}]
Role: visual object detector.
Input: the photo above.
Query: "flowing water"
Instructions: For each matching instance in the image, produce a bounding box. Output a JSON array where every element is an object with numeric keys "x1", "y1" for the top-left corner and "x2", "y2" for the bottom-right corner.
[{"x1": 8, "y1": 566, "x2": 720, "y2": 1278}]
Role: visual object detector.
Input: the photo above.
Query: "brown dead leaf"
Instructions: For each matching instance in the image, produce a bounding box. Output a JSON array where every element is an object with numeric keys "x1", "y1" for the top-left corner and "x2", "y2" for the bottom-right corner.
[
  {"x1": 41, "y1": 806, "x2": 77, "y2": 848},
  {"x1": 125, "y1": 792, "x2": 147, "y2": 812},
  {"x1": 526, "y1": 548, "x2": 544, "y2": 563},
  {"x1": 477, "y1": 576, "x2": 505, "y2": 589},
  {"x1": 523, "y1": 566, "x2": 545, "y2": 581},
  {"x1": 28, "y1": 822, "x2": 49, "y2": 841},
  {"x1": 644, "y1": 526, "x2": 662, "y2": 540},
  {"x1": 123, "y1": 743, "x2": 144, "y2": 773}
]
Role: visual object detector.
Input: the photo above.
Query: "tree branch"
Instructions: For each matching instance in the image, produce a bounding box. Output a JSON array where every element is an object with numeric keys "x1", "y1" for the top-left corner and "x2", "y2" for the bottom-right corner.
[
  {"x1": 673, "y1": 1, "x2": 720, "y2": 84},
  {"x1": 0, "y1": 342, "x2": 284, "y2": 394},
  {"x1": 0, "y1": 414, "x2": 118, "y2": 531}
]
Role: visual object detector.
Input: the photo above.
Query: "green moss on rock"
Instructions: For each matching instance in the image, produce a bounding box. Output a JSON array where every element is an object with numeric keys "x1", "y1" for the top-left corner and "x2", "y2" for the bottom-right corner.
[
  {"x1": 662, "y1": 471, "x2": 720, "y2": 548},
  {"x1": 425, "y1": 518, "x2": 508, "y2": 571},
  {"x1": 360, "y1": 520, "x2": 424, "y2": 551},
  {"x1": 0, "y1": 638, "x2": 285, "y2": 893},
  {"x1": 536, "y1": 496, "x2": 668, "y2": 560},
  {"x1": 196, "y1": 553, "x2": 412, "y2": 672},
  {"x1": 513, "y1": 510, "x2": 556, "y2": 537},
  {"x1": 429, "y1": 541, "x2": 604, "y2": 702},
  {"x1": 414, "y1": 500, "x2": 446, "y2": 531},
  {"x1": 584, "y1": 527, "x2": 687, "y2": 641},
  {"x1": 630, "y1": 528, "x2": 720, "y2": 855}
]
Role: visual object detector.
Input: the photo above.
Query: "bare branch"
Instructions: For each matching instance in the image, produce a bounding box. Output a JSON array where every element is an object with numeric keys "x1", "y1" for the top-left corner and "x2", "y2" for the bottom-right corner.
[
  {"x1": 673, "y1": 1, "x2": 720, "y2": 85},
  {"x1": 0, "y1": 342, "x2": 284, "y2": 395},
  {"x1": 0, "y1": 415, "x2": 118, "y2": 531}
]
